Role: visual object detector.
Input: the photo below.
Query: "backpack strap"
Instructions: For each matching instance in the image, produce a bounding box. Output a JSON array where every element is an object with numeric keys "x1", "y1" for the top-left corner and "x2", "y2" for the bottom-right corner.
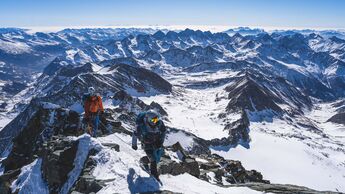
[{"x1": 135, "y1": 112, "x2": 148, "y2": 139}]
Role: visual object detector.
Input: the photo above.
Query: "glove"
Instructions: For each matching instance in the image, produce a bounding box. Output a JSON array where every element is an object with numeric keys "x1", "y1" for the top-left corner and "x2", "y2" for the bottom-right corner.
[
  {"x1": 82, "y1": 117, "x2": 90, "y2": 124},
  {"x1": 132, "y1": 144, "x2": 138, "y2": 150}
]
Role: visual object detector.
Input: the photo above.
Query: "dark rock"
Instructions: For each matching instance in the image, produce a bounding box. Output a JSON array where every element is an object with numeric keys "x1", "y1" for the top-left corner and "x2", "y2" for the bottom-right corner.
[
  {"x1": 196, "y1": 154, "x2": 269, "y2": 185},
  {"x1": 226, "y1": 183, "x2": 339, "y2": 194},
  {"x1": 73, "y1": 174, "x2": 106, "y2": 194},
  {"x1": 225, "y1": 74, "x2": 283, "y2": 113},
  {"x1": 224, "y1": 110, "x2": 250, "y2": 146},
  {"x1": 2, "y1": 81, "x2": 27, "y2": 95},
  {"x1": 183, "y1": 158, "x2": 200, "y2": 177},
  {"x1": 327, "y1": 112, "x2": 345, "y2": 125},
  {"x1": 0, "y1": 181, "x2": 11, "y2": 194},
  {"x1": 140, "y1": 191, "x2": 182, "y2": 194},
  {"x1": 149, "y1": 101, "x2": 168, "y2": 116},
  {"x1": 1, "y1": 103, "x2": 80, "y2": 173},
  {"x1": 222, "y1": 159, "x2": 269, "y2": 184},
  {"x1": 41, "y1": 137, "x2": 79, "y2": 193},
  {"x1": 158, "y1": 157, "x2": 189, "y2": 176},
  {"x1": 171, "y1": 142, "x2": 188, "y2": 160},
  {"x1": 0, "y1": 169, "x2": 21, "y2": 194},
  {"x1": 199, "y1": 162, "x2": 220, "y2": 170},
  {"x1": 210, "y1": 110, "x2": 250, "y2": 147},
  {"x1": 101, "y1": 143, "x2": 120, "y2": 152},
  {"x1": 167, "y1": 128, "x2": 210, "y2": 155},
  {"x1": 159, "y1": 142, "x2": 200, "y2": 177},
  {"x1": 72, "y1": 147, "x2": 105, "y2": 194},
  {"x1": 113, "y1": 90, "x2": 133, "y2": 102}
]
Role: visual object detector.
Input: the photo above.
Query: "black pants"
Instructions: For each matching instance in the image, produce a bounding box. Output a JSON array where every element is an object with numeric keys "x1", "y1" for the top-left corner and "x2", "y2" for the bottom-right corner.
[{"x1": 142, "y1": 149, "x2": 158, "y2": 177}]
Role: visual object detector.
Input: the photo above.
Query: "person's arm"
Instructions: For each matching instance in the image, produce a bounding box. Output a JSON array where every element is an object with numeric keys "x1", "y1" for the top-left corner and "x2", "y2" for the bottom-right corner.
[
  {"x1": 159, "y1": 121, "x2": 167, "y2": 147},
  {"x1": 84, "y1": 100, "x2": 90, "y2": 118},
  {"x1": 131, "y1": 132, "x2": 138, "y2": 150},
  {"x1": 98, "y1": 96, "x2": 104, "y2": 112},
  {"x1": 132, "y1": 113, "x2": 144, "y2": 150}
]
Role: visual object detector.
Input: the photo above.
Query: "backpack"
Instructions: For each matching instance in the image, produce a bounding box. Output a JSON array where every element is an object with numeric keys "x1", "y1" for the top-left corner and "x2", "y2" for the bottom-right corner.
[
  {"x1": 82, "y1": 93, "x2": 102, "y2": 113},
  {"x1": 89, "y1": 95, "x2": 101, "y2": 113},
  {"x1": 82, "y1": 93, "x2": 91, "y2": 106}
]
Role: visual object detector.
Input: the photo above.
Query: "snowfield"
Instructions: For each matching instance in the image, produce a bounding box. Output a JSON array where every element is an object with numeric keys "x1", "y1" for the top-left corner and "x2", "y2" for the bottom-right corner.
[
  {"x1": 140, "y1": 71, "x2": 236, "y2": 140},
  {"x1": 141, "y1": 71, "x2": 345, "y2": 192}
]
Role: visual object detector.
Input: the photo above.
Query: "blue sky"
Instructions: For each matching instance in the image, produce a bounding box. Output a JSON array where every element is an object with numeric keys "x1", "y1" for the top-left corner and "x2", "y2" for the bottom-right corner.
[{"x1": 1, "y1": 0, "x2": 345, "y2": 29}]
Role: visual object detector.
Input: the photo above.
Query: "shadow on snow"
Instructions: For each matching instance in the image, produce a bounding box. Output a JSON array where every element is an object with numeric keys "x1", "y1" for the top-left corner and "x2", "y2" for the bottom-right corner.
[{"x1": 127, "y1": 168, "x2": 161, "y2": 194}]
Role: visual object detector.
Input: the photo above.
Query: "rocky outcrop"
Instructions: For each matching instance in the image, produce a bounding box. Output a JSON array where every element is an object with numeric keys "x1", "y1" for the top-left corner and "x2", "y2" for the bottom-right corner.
[
  {"x1": 0, "y1": 99, "x2": 122, "y2": 194},
  {"x1": 113, "y1": 90, "x2": 168, "y2": 117},
  {"x1": 327, "y1": 112, "x2": 345, "y2": 125},
  {"x1": 226, "y1": 183, "x2": 339, "y2": 194},
  {"x1": 160, "y1": 142, "x2": 268, "y2": 185},
  {"x1": 41, "y1": 136, "x2": 79, "y2": 193},
  {"x1": 0, "y1": 169, "x2": 21, "y2": 194},
  {"x1": 225, "y1": 74, "x2": 283, "y2": 113},
  {"x1": 196, "y1": 153, "x2": 269, "y2": 185},
  {"x1": 1, "y1": 102, "x2": 81, "y2": 172},
  {"x1": 212, "y1": 110, "x2": 250, "y2": 148},
  {"x1": 167, "y1": 128, "x2": 211, "y2": 155},
  {"x1": 158, "y1": 142, "x2": 200, "y2": 177},
  {"x1": 158, "y1": 156, "x2": 200, "y2": 177},
  {"x1": 71, "y1": 148, "x2": 106, "y2": 194}
]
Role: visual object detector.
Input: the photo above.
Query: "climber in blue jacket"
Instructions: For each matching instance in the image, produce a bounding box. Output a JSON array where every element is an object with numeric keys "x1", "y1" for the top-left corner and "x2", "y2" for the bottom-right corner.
[{"x1": 132, "y1": 109, "x2": 166, "y2": 181}]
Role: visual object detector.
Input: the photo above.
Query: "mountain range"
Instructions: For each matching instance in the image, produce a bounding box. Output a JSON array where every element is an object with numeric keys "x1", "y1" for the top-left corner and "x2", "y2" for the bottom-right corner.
[{"x1": 0, "y1": 27, "x2": 344, "y2": 193}]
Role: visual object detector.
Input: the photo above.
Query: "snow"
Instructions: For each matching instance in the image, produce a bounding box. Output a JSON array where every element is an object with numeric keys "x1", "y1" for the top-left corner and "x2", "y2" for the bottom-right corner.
[
  {"x1": 165, "y1": 150, "x2": 183, "y2": 163},
  {"x1": 2, "y1": 28, "x2": 345, "y2": 193},
  {"x1": 158, "y1": 174, "x2": 260, "y2": 194},
  {"x1": 102, "y1": 98, "x2": 118, "y2": 109},
  {"x1": 165, "y1": 130, "x2": 194, "y2": 150},
  {"x1": 268, "y1": 57, "x2": 308, "y2": 74},
  {"x1": 0, "y1": 117, "x2": 12, "y2": 131},
  {"x1": 41, "y1": 102, "x2": 60, "y2": 109},
  {"x1": 10, "y1": 159, "x2": 49, "y2": 194},
  {"x1": 91, "y1": 63, "x2": 103, "y2": 72},
  {"x1": 211, "y1": 119, "x2": 345, "y2": 192},
  {"x1": 195, "y1": 157, "x2": 209, "y2": 163},
  {"x1": 125, "y1": 86, "x2": 161, "y2": 97},
  {"x1": 60, "y1": 134, "x2": 93, "y2": 194},
  {"x1": 65, "y1": 49, "x2": 79, "y2": 62},
  {"x1": 305, "y1": 101, "x2": 345, "y2": 143},
  {"x1": 140, "y1": 86, "x2": 229, "y2": 140},
  {"x1": 0, "y1": 39, "x2": 31, "y2": 54},
  {"x1": 93, "y1": 133, "x2": 260, "y2": 194},
  {"x1": 138, "y1": 69, "x2": 345, "y2": 192},
  {"x1": 69, "y1": 102, "x2": 84, "y2": 114}
]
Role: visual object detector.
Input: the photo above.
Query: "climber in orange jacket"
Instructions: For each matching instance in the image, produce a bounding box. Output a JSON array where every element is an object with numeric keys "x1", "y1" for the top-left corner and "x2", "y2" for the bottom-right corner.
[{"x1": 82, "y1": 87, "x2": 104, "y2": 137}]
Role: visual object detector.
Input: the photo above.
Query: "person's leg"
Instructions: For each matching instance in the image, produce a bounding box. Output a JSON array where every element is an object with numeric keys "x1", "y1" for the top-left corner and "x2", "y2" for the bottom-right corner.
[
  {"x1": 139, "y1": 155, "x2": 150, "y2": 171},
  {"x1": 150, "y1": 161, "x2": 158, "y2": 178},
  {"x1": 93, "y1": 113, "x2": 100, "y2": 137},
  {"x1": 88, "y1": 115, "x2": 94, "y2": 135},
  {"x1": 145, "y1": 149, "x2": 159, "y2": 178}
]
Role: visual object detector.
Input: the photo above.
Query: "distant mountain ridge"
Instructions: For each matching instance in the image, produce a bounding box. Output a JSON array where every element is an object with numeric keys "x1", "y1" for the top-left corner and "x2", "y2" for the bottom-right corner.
[{"x1": 0, "y1": 27, "x2": 345, "y2": 193}]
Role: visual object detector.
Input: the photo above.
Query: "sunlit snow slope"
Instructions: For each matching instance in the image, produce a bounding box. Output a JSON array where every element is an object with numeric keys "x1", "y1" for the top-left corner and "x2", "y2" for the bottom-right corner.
[{"x1": 140, "y1": 70, "x2": 345, "y2": 192}]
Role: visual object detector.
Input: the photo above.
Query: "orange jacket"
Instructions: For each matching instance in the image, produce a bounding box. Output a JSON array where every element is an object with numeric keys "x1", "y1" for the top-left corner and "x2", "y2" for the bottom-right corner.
[{"x1": 84, "y1": 95, "x2": 104, "y2": 117}]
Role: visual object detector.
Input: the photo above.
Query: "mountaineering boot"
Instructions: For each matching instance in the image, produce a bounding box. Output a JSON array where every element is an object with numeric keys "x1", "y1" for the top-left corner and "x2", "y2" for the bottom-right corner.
[
  {"x1": 150, "y1": 162, "x2": 162, "y2": 184},
  {"x1": 139, "y1": 156, "x2": 150, "y2": 173}
]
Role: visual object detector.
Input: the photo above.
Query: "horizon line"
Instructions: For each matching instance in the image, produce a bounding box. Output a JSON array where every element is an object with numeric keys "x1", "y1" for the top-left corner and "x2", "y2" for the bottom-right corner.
[{"x1": 1, "y1": 25, "x2": 345, "y2": 33}]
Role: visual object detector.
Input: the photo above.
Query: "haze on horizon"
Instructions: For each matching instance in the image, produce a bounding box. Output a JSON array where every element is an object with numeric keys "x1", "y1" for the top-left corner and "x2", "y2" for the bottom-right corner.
[{"x1": 1, "y1": 0, "x2": 345, "y2": 31}]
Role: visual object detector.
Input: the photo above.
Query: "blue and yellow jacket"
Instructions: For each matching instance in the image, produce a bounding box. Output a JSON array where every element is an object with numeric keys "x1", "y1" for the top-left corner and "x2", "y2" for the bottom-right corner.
[{"x1": 132, "y1": 112, "x2": 166, "y2": 150}]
